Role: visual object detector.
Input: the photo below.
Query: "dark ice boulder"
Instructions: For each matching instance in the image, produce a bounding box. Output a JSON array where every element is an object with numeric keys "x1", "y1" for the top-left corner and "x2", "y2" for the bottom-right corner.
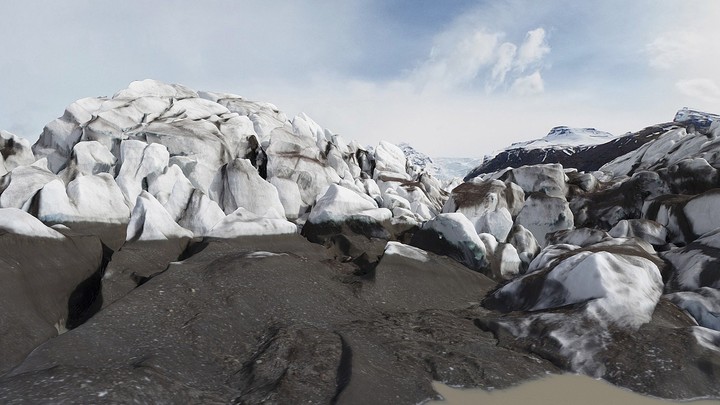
[
  {"x1": 500, "y1": 163, "x2": 567, "y2": 198},
  {"x1": 609, "y1": 219, "x2": 668, "y2": 246},
  {"x1": 515, "y1": 193, "x2": 574, "y2": 246},
  {"x1": 662, "y1": 228, "x2": 720, "y2": 291},
  {"x1": 573, "y1": 170, "x2": 670, "y2": 230},
  {"x1": 443, "y1": 180, "x2": 523, "y2": 242},
  {"x1": 410, "y1": 213, "x2": 488, "y2": 272},
  {"x1": 484, "y1": 239, "x2": 664, "y2": 328},
  {"x1": 0, "y1": 165, "x2": 57, "y2": 209},
  {"x1": 0, "y1": 131, "x2": 34, "y2": 176},
  {"x1": 666, "y1": 287, "x2": 720, "y2": 331},
  {"x1": 545, "y1": 227, "x2": 611, "y2": 248}
]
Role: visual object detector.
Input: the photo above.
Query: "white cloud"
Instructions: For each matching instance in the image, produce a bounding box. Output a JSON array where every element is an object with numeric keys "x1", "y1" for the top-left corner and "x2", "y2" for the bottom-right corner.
[
  {"x1": 411, "y1": 30, "x2": 500, "y2": 91},
  {"x1": 516, "y1": 28, "x2": 550, "y2": 70},
  {"x1": 488, "y1": 42, "x2": 518, "y2": 91},
  {"x1": 410, "y1": 23, "x2": 550, "y2": 94},
  {"x1": 511, "y1": 71, "x2": 545, "y2": 95},
  {"x1": 676, "y1": 78, "x2": 720, "y2": 103},
  {"x1": 647, "y1": 31, "x2": 705, "y2": 70}
]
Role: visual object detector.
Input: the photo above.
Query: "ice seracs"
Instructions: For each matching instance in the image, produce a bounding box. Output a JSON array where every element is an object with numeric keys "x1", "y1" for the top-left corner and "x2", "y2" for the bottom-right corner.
[
  {"x1": 126, "y1": 191, "x2": 193, "y2": 241},
  {"x1": 307, "y1": 184, "x2": 391, "y2": 224},
  {"x1": 2, "y1": 80, "x2": 451, "y2": 241}
]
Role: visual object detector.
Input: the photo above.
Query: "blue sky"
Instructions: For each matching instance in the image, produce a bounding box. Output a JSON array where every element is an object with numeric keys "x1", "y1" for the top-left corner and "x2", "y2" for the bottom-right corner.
[{"x1": 1, "y1": 1, "x2": 719, "y2": 157}]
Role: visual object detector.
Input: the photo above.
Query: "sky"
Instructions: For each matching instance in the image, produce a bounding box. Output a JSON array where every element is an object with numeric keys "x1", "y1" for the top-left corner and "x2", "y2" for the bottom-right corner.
[{"x1": 1, "y1": 0, "x2": 719, "y2": 157}]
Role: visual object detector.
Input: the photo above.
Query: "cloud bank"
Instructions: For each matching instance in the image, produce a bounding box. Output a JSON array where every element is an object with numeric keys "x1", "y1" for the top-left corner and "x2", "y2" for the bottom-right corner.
[{"x1": 1, "y1": 1, "x2": 719, "y2": 158}]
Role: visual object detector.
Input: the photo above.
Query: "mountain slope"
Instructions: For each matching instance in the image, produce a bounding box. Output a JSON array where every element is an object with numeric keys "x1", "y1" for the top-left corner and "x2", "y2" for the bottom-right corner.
[{"x1": 466, "y1": 124, "x2": 678, "y2": 180}]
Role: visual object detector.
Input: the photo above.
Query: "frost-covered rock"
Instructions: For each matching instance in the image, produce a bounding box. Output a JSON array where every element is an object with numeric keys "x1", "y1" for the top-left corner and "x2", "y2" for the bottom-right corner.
[
  {"x1": 501, "y1": 164, "x2": 567, "y2": 198},
  {"x1": 410, "y1": 213, "x2": 487, "y2": 272},
  {"x1": 265, "y1": 128, "x2": 341, "y2": 208},
  {"x1": 113, "y1": 79, "x2": 198, "y2": 99},
  {"x1": 609, "y1": 219, "x2": 667, "y2": 246},
  {"x1": 515, "y1": 194, "x2": 574, "y2": 246},
  {"x1": 210, "y1": 158, "x2": 285, "y2": 218},
  {"x1": 307, "y1": 184, "x2": 391, "y2": 224},
  {"x1": 269, "y1": 177, "x2": 304, "y2": 220},
  {"x1": 0, "y1": 131, "x2": 35, "y2": 176},
  {"x1": 0, "y1": 166, "x2": 58, "y2": 209},
  {"x1": 374, "y1": 141, "x2": 407, "y2": 175},
  {"x1": 0, "y1": 208, "x2": 65, "y2": 239},
  {"x1": 66, "y1": 141, "x2": 117, "y2": 177},
  {"x1": 176, "y1": 190, "x2": 226, "y2": 236},
  {"x1": 643, "y1": 188, "x2": 720, "y2": 244},
  {"x1": 208, "y1": 207, "x2": 296, "y2": 238},
  {"x1": 116, "y1": 140, "x2": 169, "y2": 208},
  {"x1": 666, "y1": 287, "x2": 720, "y2": 331},
  {"x1": 662, "y1": 228, "x2": 720, "y2": 291},
  {"x1": 546, "y1": 228, "x2": 611, "y2": 248},
  {"x1": 126, "y1": 192, "x2": 194, "y2": 241},
  {"x1": 443, "y1": 180, "x2": 522, "y2": 241},
  {"x1": 384, "y1": 241, "x2": 429, "y2": 263},
  {"x1": 485, "y1": 240, "x2": 664, "y2": 328},
  {"x1": 664, "y1": 158, "x2": 719, "y2": 195},
  {"x1": 484, "y1": 241, "x2": 522, "y2": 280},
  {"x1": 36, "y1": 174, "x2": 130, "y2": 224},
  {"x1": 574, "y1": 171, "x2": 670, "y2": 230},
  {"x1": 507, "y1": 224, "x2": 541, "y2": 266}
]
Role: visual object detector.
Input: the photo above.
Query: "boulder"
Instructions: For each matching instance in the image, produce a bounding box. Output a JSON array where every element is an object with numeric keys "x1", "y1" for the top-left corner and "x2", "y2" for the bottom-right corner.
[
  {"x1": 209, "y1": 158, "x2": 285, "y2": 218},
  {"x1": 410, "y1": 213, "x2": 488, "y2": 272},
  {"x1": 662, "y1": 228, "x2": 720, "y2": 291},
  {"x1": 373, "y1": 141, "x2": 407, "y2": 175},
  {"x1": 208, "y1": 208, "x2": 297, "y2": 238},
  {"x1": 506, "y1": 224, "x2": 541, "y2": 267},
  {"x1": 126, "y1": 191, "x2": 194, "y2": 242},
  {"x1": 500, "y1": 163, "x2": 567, "y2": 198},
  {"x1": 484, "y1": 239, "x2": 664, "y2": 328},
  {"x1": 515, "y1": 193, "x2": 574, "y2": 247},
  {"x1": 307, "y1": 184, "x2": 391, "y2": 225},
  {"x1": 0, "y1": 166, "x2": 58, "y2": 210},
  {"x1": 609, "y1": 219, "x2": 667, "y2": 246},
  {"x1": 0, "y1": 130, "x2": 35, "y2": 176},
  {"x1": 666, "y1": 288, "x2": 720, "y2": 331}
]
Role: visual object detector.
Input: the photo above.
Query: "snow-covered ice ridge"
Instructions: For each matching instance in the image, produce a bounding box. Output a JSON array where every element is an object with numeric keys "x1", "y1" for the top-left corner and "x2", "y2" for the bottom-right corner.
[{"x1": 0, "y1": 79, "x2": 447, "y2": 241}]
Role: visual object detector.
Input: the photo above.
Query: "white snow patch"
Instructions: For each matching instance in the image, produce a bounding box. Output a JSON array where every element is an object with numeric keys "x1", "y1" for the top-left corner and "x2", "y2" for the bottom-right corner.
[{"x1": 384, "y1": 241, "x2": 429, "y2": 262}]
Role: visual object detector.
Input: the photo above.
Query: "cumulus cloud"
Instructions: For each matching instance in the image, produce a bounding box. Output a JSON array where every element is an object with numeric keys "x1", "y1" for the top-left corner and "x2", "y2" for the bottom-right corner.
[
  {"x1": 510, "y1": 71, "x2": 545, "y2": 95},
  {"x1": 410, "y1": 23, "x2": 550, "y2": 94},
  {"x1": 488, "y1": 42, "x2": 518, "y2": 91},
  {"x1": 516, "y1": 28, "x2": 550, "y2": 70},
  {"x1": 411, "y1": 30, "x2": 500, "y2": 91},
  {"x1": 647, "y1": 31, "x2": 705, "y2": 70},
  {"x1": 676, "y1": 78, "x2": 720, "y2": 103}
]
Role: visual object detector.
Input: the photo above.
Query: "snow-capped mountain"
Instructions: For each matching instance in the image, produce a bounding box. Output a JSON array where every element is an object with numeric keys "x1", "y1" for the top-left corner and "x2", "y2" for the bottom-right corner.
[
  {"x1": 465, "y1": 124, "x2": 673, "y2": 180},
  {"x1": 509, "y1": 126, "x2": 616, "y2": 149}
]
